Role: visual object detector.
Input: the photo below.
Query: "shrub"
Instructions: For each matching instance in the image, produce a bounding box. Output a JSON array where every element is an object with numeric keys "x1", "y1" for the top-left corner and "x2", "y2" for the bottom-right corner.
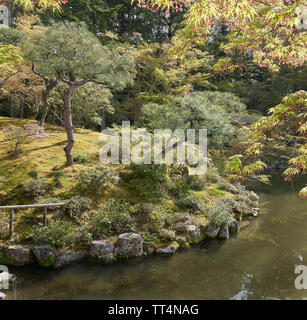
[
  {"x1": 51, "y1": 170, "x2": 66, "y2": 186},
  {"x1": 130, "y1": 164, "x2": 167, "y2": 198},
  {"x1": 37, "y1": 197, "x2": 63, "y2": 211},
  {"x1": 33, "y1": 220, "x2": 76, "y2": 247},
  {"x1": 204, "y1": 168, "x2": 221, "y2": 184},
  {"x1": 207, "y1": 201, "x2": 233, "y2": 227},
  {"x1": 91, "y1": 199, "x2": 136, "y2": 236},
  {"x1": 28, "y1": 171, "x2": 38, "y2": 179},
  {"x1": 218, "y1": 181, "x2": 239, "y2": 194},
  {"x1": 143, "y1": 232, "x2": 157, "y2": 242},
  {"x1": 73, "y1": 222, "x2": 93, "y2": 246},
  {"x1": 22, "y1": 178, "x2": 49, "y2": 200},
  {"x1": 150, "y1": 206, "x2": 176, "y2": 231},
  {"x1": 247, "y1": 191, "x2": 259, "y2": 205},
  {"x1": 189, "y1": 176, "x2": 206, "y2": 191},
  {"x1": 73, "y1": 151, "x2": 93, "y2": 164},
  {"x1": 175, "y1": 195, "x2": 204, "y2": 214},
  {"x1": 2, "y1": 123, "x2": 48, "y2": 155},
  {"x1": 64, "y1": 196, "x2": 92, "y2": 219},
  {"x1": 158, "y1": 228, "x2": 176, "y2": 241},
  {"x1": 167, "y1": 179, "x2": 190, "y2": 197},
  {"x1": 76, "y1": 165, "x2": 119, "y2": 191}
]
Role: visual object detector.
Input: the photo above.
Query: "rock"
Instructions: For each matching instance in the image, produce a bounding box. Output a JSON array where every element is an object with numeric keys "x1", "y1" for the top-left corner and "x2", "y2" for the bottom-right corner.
[
  {"x1": 53, "y1": 250, "x2": 88, "y2": 269},
  {"x1": 252, "y1": 207, "x2": 259, "y2": 217},
  {"x1": 143, "y1": 242, "x2": 155, "y2": 256},
  {"x1": 204, "y1": 224, "x2": 220, "y2": 239},
  {"x1": 155, "y1": 242, "x2": 179, "y2": 255},
  {"x1": 175, "y1": 235, "x2": 187, "y2": 245},
  {"x1": 219, "y1": 225, "x2": 230, "y2": 239},
  {"x1": 114, "y1": 233, "x2": 143, "y2": 258},
  {"x1": 90, "y1": 240, "x2": 116, "y2": 263},
  {"x1": 32, "y1": 245, "x2": 56, "y2": 267},
  {"x1": 0, "y1": 271, "x2": 16, "y2": 290},
  {"x1": 6, "y1": 245, "x2": 33, "y2": 265},
  {"x1": 184, "y1": 224, "x2": 203, "y2": 242},
  {"x1": 228, "y1": 219, "x2": 239, "y2": 234},
  {"x1": 0, "y1": 292, "x2": 6, "y2": 300}
]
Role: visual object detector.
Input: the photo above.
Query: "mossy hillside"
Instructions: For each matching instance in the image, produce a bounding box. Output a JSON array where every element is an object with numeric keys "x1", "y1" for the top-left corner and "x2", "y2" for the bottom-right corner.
[{"x1": 0, "y1": 117, "x2": 250, "y2": 249}]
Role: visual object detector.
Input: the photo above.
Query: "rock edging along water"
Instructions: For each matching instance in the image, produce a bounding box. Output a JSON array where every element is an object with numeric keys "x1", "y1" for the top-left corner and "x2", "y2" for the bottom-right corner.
[{"x1": 0, "y1": 215, "x2": 250, "y2": 269}]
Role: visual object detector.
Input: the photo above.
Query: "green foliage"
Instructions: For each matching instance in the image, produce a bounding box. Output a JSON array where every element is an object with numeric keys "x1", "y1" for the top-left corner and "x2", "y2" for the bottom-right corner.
[
  {"x1": 28, "y1": 171, "x2": 38, "y2": 180},
  {"x1": 64, "y1": 196, "x2": 92, "y2": 219},
  {"x1": 143, "y1": 232, "x2": 157, "y2": 242},
  {"x1": 21, "y1": 178, "x2": 49, "y2": 200},
  {"x1": 73, "y1": 151, "x2": 93, "y2": 164},
  {"x1": 158, "y1": 228, "x2": 176, "y2": 241},
  {"x1": 207, "y1": 201, "x2": 233, "y2": 227},
  {"x1": 130, "y1": 164, "x2": 167, "y2": 198},
  {"x1": 150, "y1": 206, "x2": 176, "y2": 231},
  {"x1": 175, "y1": 195, "x2": 204, "y2": 214},
  {"x1": 0, "y1": 211, "x2": 9, "y2": 238},
  {"x1": 167, "y1": 179, "x2": 190, "y2": 197},
  {"x1": 204, "y1": 167, "x2": 221, "y2": 184},
  {"x1": 33, "y1": 220, "x2": 76, "y2": 248},
  {"x1": 141, "y1": 91, "x2": 248, "y2": 147},
  {"x1": 50, "y1": 170, "x2": 66, "y2": 186},
  {"x1": 76, "y1": 165, "x2": 119, "y2": 192},
  {"x1": 189, "y1": 176, "x2": 206, "y2": 191},
  {"x1": 91, "y1": 198, "x2": 136, "y2": 236},
  {"x1": 37, "y1": 197, "x2": 62, "y2": 210}
]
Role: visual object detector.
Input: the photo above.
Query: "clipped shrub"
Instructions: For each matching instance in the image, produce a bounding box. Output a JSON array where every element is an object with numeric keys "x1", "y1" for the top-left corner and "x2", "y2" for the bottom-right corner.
[
  {"x1": 76, "y1": 165, "x2": 119, "y2": 191},
  {"x1": 130, "y1": 164, "x2": 168, "y2": 198},
  {"x1": 247, "y1": 191, "x2": 259, "y2": 205},
  {"x1": 207, "y1": 201, "x2": 233, "y2": 227},
  {"x1": 28, "y1": 171, "x2": 38, "y2": 180},
  {"x1": 143, "y1": 232, "x2": 157, "y2": 242},
  {"x1": 33, "y1": 220, "x2": 76, "y2": 247},
  {"x1": 22, "y1": 178, "x2": 49, "y2": 200},
  {"x1": 158, "y1": 228, "x2": 176, "y2": 241},
  {"x1": 150, "y1": 206, "x2": 176, "y2": 231},
  {"x1": 73, "y1": 151, "x2": 93, "y2": 164},
  {"x1": 175, "y1": 195, "x2": 204, "y2": 214},
  {"x1": 204, "y1": 168, "x2": 221, "y2": 184},
  {"x1": 64, "y1": 196, "x2": 92, "y2": 218},
  {"x1": 189, "y1": 176, "x2": 206, "y2": 191},
  {"x1": 37, "y1": 197, "x2": 63, "y2": 211},
  {"x1": 218, "y1": 181, "x2": 239, "y2": 194},
  {"x1": 51, "y1": 170, "x2": 66, "y2": 186},
  {"x1": 73, "y1": 223, "x2": 93, "y2": 246},
  {"x1": 167, "y1": 179, "x2": 190, "y2": 197},
  {"x1": 91, "y1": 198, "x2": 136, "y2": 236}
]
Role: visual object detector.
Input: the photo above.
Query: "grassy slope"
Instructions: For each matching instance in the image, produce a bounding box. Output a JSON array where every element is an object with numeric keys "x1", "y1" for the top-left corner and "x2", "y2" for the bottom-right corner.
[{"x1": 0, "y1": 116, "x2": 234, "y2": 245}]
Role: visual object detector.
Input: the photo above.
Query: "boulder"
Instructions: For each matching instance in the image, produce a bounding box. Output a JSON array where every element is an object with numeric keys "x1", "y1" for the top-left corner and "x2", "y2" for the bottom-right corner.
[
  {"x1": 0, "y1": 292, "x2": 6, "y2": 300},
  {"x1": 32, "y1": 245, "x2": 56, "y2": 267},
  {"x1": 252, "y1": 207, "x2": 260, "y2": 217},
  {"x1": 204, "y1": 224, "x2": 220, "y2": 239},
  {"x1": 114, "y1": 233, "x2": 143, "y2": 258},
  {"x1": 155, "y1": 242, "x2": 179, "y2": 255},
  {"x1": 53, "y1": 250, "x2": 88, "y2": 269},
  {"x1": 175, "y1": 235, "x2": 188, "y2": 245},
  {"x1": 90, "y1": 240, "x2": 116, "y2": 263},
  {"x1": 6, "y1": 245, "x2": 33, "y2": 265},
  {"x1": 0, "y1": 271, "x2": 16, "y2": 290},
  {"x1": 219, "y1": 225, "x2": 230, "y2": 239},
  {"x1": 143, "y1": 242, "x2": 155, "y2": 256},
  {"x1": 228, "y1": 219, "x2": 239, "y2": 234}
]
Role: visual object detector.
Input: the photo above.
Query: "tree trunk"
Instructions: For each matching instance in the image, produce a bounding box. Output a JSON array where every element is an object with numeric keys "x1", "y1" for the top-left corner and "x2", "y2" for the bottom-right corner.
[
  {"x1": 63, "y1": 85, "x2": 76, "y2": 166},
  {"x1": 40, "y1": 80, "x2": 58, "y2": 128},
  {"x1": 101, "y1": 109, "x2": 107, "y2": 130}
]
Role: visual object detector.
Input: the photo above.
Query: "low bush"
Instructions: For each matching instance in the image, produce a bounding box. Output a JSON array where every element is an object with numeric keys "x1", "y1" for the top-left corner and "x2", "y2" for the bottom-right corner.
[
  {"x1": 158, "y1": 228, "x2": 176, "y2": 241},
  {"x1": 167, "y1": 179, "x2": 190, "y2": 197},
  {"x1": 73, "y1": 151, "x2": 93, "y2": 164},
  {"x1": 175, "y1": 195, "x2": 204, "y2": 214},
  {"x1": 76, "y1": 165, "x2": 119, "y2": 191},
  {"x1": 22, "y1": 178, "x2": 49, "y2": 200},
  {"x1": 150, "y1": 206, "x2": 177, "y2": 231},
  {"x1": 33, "y1": 220, "x2": 76, "y2": 247},
  {"x1": 189, "y1": 176, "x2": 206, "y2": 191},
  {"x1": 91, "y1": 199, "x2": 136, "y2": 236},
  {"x1": 28, "y1": 171, "x2": 38, "y2": 180},
  {"x1": 51, "y1": 170, "x2": 66, "y2": 186},
  {"x1": 64, "y1": 196, "x2": 92, "y2": 219},
  {"x1": 207, "y1": 201, "x2": 233, "y2": 227},
  {"x1": 37, "y1": 197, "x2": 63, "y2": 211},
  {"x1": 204, "y1": 168, "x2": 221, "y2": 184}
]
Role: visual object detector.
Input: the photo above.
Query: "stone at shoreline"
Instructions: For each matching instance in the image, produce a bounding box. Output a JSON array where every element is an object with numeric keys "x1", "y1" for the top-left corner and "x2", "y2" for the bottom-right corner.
[
  {"x1": 184, "y1": 224, "x2": 203, "y2": 242},
  {"x1": 0, "y1": 271, "x2": 16, "y2": 290},
  {"x1": 32, "y1": 245, "x2": 56, "y2": 267},
  {"x1": 6, "y1": 245, "x2": 33, "y2": 265},
  {"x1": 219, "y1": 225, "x2": 230, "y2": 239},
  {"x1": 114, "y1": 233, "x2": 143, "y2": 258},
  {"x1": 155, "y1": 242, "x2": 179, "y2": 255},
  {"x1": 0, "y1": 292, "x2": 6, "y2": 300},
  {"x1": 175, "y1": 235, "x2": 188, "y2": 246},
  {"x1": 228, "y1": 219, "x2": 239, "y2": 234},
  {"x1": 53, "y1": 250, "x2": 88, "y2": 269},
  {"x1": 90, "y1": 240, "x2": 116, "y2": 263},
  {"x1": 143, "y1": 242, "x2": 155, "y2": 256},
  {"x1": 204, "y1": 224, "x2": 220, "y2": 239},
  {"x1": 252, "y1": 207, "x2": 260, "y2": 217}
]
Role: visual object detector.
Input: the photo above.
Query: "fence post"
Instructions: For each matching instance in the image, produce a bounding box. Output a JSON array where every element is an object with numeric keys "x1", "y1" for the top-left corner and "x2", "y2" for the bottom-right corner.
[
  {"x1": 43, "y1": 206, "x2": 48, "y2": 226},
  {"x1": 9, "y1": 208, "x2": 14, "y2": 240}
]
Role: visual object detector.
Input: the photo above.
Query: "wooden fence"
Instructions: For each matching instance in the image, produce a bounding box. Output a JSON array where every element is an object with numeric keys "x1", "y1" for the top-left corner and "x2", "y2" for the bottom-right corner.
[{"x1": 0, "y1": 203, "x2": 65, "y2": 240}]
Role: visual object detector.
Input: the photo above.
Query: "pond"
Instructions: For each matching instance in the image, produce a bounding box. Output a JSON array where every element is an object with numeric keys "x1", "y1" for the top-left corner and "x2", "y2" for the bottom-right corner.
[{"x1": 5, "y1": 175, "x2": 307, "y2": 300}]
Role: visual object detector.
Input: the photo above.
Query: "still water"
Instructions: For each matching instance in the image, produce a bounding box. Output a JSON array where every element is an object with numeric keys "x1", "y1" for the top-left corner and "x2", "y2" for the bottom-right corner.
[{"x1": 6, "y1": 176, "x2": 307, "y2": 300}]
